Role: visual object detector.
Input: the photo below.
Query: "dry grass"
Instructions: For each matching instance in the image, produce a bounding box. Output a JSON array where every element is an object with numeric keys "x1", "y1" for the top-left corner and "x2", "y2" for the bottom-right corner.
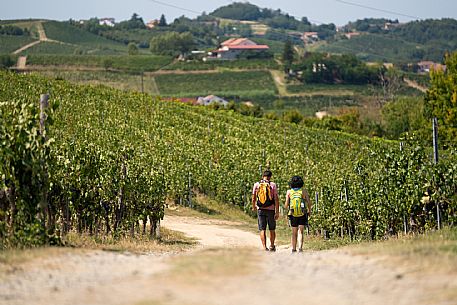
[
  {"x1": 166, "y1": 193, "x2": 256, "y2": 226},
  {"x1": 165, "y1": 247, "x2": 258, "y2": 283},
  {"x1": 348, "y1": 227, "x2": 457, "y2": 273},
  {"x1": 0, "y1": 227, "x2": 197, "y2": 272},
  {"x1": 62, "y1": 227, "x2": 197, "y2": 254},
  {"x1": 0, "y1": 246, "x2": 79, "y2": 273}
]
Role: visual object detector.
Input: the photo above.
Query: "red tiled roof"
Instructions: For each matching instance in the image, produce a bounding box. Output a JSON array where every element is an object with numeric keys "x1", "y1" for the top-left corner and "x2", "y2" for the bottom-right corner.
[{"x1": 227, "y1": 45, "x2": 269, "y2": 50}]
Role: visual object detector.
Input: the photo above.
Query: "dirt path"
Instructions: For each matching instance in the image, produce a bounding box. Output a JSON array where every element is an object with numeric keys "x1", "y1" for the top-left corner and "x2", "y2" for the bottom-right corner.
[
  {"x1": 0, "y1": 215, "x2": 455, "y2": 305},
  {"x1": 404, "y1": 78, "x2": 427, "y2": 93},
  {"x1": 12, "y1": 21, "x2": 65, "y2": 56}
]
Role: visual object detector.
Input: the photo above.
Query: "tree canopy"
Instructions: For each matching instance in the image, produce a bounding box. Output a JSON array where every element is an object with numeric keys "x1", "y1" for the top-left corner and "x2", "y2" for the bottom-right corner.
[
  {"x1": 424, "y1": 51, "x2": 457, "y2": 145},
  {"x1": 149, "y1": 32, "x2": 195, "y2": 56}
]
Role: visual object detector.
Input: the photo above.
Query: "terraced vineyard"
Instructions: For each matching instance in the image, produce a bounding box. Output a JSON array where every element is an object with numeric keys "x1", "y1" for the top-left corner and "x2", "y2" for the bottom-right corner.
[
  {"x1": 1, "y1": 71, "x2": 455, "y2": 247},
  {"x1": 154, "y1": 70, "x2": 277, "y2": 97}
]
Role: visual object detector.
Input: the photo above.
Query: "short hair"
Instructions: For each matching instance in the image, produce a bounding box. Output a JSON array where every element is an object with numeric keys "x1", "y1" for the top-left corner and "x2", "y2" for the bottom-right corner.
[
  {"x1": 263, "y1": 170, "x2": 272, "y2": 178},
  {"x1": 289, "y1": 175, "x2": 304, "y2": 188}
]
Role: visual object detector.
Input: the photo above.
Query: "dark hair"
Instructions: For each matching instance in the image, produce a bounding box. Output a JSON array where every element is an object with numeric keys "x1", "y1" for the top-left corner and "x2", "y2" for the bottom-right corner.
[
  {"x1": 289, "y1": 175, "x2": 304, "y2": 188},
  {"x1": 263, "y1": 170, "x2": 272, "y2": 178}
]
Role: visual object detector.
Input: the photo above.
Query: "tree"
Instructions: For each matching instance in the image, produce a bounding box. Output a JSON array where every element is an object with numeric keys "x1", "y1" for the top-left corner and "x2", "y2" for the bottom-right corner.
[
  {"x1": 424, "y1": 51, "x2": 457, "y2": 145},
  {"x1": 282, "y1": 39, "x2": 294, "y2": 73},
  {"x1": 128, "y1": 43, "x2": 139, "y2": 55},
  {"x1": 0, "y1": 55, "x2": 14, "y2": 69},
  {"x1": 115, "y1": 13, "x2": 146, "y2": 30},
  {"x1": 159, "y1": 14, "x2": 167, "y2": 26},
  {"x1": 150, "y1": 32, "x2": 195, "y2": 56}
]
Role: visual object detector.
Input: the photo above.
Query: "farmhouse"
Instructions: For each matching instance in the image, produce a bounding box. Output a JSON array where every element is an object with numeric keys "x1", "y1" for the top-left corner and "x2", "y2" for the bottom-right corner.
[
  {"x1": 146, "y1": 20, "x2": 159, "y2": 29},
  {"x1": 303, "y1": 32, "x2": 319, "y2": 44},
  {"x1": 197, "y1": 95, "x2": 228, "y2": 106},
  {"x1": 208, "y1": 38, "x2": 269, "y2": 60},
  {"x1": 344, "y1": 32, "x2": 361, "y2": 39},
  {"x1": 99, "y1": 18, "x2": 115, "y2": 27},
  {"x1": 417, "y1": 61, "x2": 446, "y2": 73}
]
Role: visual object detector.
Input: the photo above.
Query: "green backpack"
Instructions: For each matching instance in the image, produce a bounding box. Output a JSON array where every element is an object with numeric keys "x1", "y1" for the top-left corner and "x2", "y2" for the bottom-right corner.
[{"x1": 289, "y1": 188, "x2": 305, "y2": 217}]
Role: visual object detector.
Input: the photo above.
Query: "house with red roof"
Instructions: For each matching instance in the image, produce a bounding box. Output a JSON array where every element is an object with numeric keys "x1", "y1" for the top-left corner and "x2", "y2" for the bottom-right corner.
[{"x1": 207, "y1": 38, "x2": 269, "y2": 60}]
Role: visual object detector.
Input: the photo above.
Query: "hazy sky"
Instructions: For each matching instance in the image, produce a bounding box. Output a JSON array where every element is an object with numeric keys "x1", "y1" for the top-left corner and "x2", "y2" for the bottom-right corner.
[{"x1": 2, "y1": 0, "x2": 457, "y2": 26}]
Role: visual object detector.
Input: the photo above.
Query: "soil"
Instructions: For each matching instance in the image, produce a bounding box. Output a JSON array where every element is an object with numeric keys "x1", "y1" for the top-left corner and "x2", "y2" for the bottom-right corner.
[{"x1": 0, "y1": 215, "x2": 456, "y2": 305}]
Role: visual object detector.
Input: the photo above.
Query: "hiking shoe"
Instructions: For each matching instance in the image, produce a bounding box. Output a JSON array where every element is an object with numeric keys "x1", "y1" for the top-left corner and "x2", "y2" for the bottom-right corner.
[
  {"x1": 265, "y1": 247, "x2": 269, "y2": 251},
  {"x1": 299, "y1": 248, "x2": 303, "y2": 252},
  {"x1": 269, "y1": 245, "x2": 276, "y2": 252},
  {"x1": 291, "y1": 249, "x2": 297, "y2": 253}
]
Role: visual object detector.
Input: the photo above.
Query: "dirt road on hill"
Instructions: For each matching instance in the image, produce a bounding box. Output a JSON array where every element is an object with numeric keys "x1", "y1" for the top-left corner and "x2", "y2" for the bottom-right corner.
[{"x1": 1, "y1": 215, "x2": 456, "y2": 305}]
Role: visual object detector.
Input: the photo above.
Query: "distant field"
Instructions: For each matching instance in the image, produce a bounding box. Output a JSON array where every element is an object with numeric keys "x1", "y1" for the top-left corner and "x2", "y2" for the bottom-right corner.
[
  {"x1": 316, "y1": 34, "x2": 421, "y2": 62},
  {"x1": 162, "y1": 58, "x2": 279, "y2": 71},
  {"x1": 287, "y1": 83, "x2": 371, "y2": 95},
  {"x1": 42, "y1": 21, "x2": 126, "y2": 52},
  {"x1": 40, "y1": 70, "x2": 159, "y2": 94},
  {"x1": 154, "y1": 70, "x2": 277, "y2": 97},
  {"x1": 19, "y1": 41, "x2": 79, "y2": 55},
  {"x1": 250, "y1": 37, "x2": 285, "y2": 54},
  {"x1": 257, "y1": 95, "x2": 360, "y2": 117},
  {"x1": 26, "y1": 54, "x2": 173, "y2": 71},
  {"x1": 0, "y1": 35, "x2": 36, "y2": 53}
]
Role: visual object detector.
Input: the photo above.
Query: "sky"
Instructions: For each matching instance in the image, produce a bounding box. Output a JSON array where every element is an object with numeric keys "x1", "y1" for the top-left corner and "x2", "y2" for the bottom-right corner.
[{"x1": 2, "y1": 0, "x2": 457, "y2": 26}]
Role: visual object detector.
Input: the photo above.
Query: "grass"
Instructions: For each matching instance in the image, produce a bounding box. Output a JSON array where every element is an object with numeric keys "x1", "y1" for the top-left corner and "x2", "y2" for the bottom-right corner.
[
  {"x1": 0, "y1": 227, "x2": 197, "y2": 272},
  {"x1": 166, "y1": 193, "x2": 256, "y2": 227},
  {"x1": 154, "y1": 70, "x2": 277, "y2": 97},
  {"x1": 19, "y1": 41, "x2": 79, "y2": 55},
  {"x1": 61, "y1": 227, "x2": 197, "y2": 254},
  {"x1": 26, "y1": 54, "x2": 173, "y2": 71},
  {"x1": 162, "y1": 59, "x2": 279, "y2": 71},
  {"x1": 40, "y1": 70, "x2": 160, "y2": 94},
  {"x1": 349, "y1": 227, "x2": 457, "y2": 273},
  {"x1": 0, "y1": 34, "x2": 36, "y2": 53},
  {"x1": 43, "y1": 20, "x2": 126, "y2": 52}
]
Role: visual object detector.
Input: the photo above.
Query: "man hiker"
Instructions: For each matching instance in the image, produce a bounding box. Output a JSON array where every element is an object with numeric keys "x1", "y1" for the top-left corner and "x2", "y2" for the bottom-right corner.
[
  {"x1": 284, "y1": 175, "x2": 312, "y2": 253},
  {"x1": 252, "y1": 170, "x2": 279, "y2": 251}
]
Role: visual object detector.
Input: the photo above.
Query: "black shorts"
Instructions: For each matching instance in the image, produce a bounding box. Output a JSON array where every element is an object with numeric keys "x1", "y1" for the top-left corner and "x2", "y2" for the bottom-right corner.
[
  {"x1": 257, "y1": 209, "x2": 276, "y2": 231},
  {"x1": 288, "y1": 214, "x2": 308, "y2": 227}
]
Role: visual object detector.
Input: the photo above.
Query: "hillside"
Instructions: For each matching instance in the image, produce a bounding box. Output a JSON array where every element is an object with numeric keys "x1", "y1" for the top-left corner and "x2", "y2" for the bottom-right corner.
[
  {"x1": 317, "y1": 19, "x2": 457, "y2": 63},
  {"x1": 1, "y1": 71, "x2": 455, "y2": 248}
]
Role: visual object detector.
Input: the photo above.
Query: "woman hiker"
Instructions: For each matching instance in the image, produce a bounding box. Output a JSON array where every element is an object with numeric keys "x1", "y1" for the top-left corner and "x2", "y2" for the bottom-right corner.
[{"x1": 284, "y1": 175, "x2": 312, "y2": 253}]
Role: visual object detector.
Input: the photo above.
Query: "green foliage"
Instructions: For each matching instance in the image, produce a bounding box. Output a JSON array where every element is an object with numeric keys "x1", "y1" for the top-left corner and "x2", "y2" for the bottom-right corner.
[
  {"x1": 345, "y1": 18, "x2": 398, "y2": 33},
  {"x1": 392, "y1": 18, "x2": 457, "y2": 45},
  {"x1": 320, "y1": 18, "x2": 457, "y2": 63},
  {"x1": 159, "y1": 14, "x2": 167, "y2": 27},
  {"x1": 0, "y1": 35, "x2": 36, "y2": 53},
  {"x1": 282, "y1": 109, "x2": 303, "y2": 124},
  {"x1": 210, "y1": 2, "x2": 263, "y2": 21},
  {"x1": 282, "y1": 39, "x2": 294, "y2": 71},
  {"x1": 382, "y1": 97, "x2": 427, "y2": 139},
  {"x1": 154, "y1": 71, "x2": 276, "y2": 97},
  {"x1": 42, "y1": 21, "x2": 126, "y2": 52},
  {"x1": 0, "y1": 25, "x2": 29, "y2": 36},
  {"x1": 162, "y1": 58, "x2": 279, "y2": 71},
  {"x1": 19, "y1": 41, "x2": 81, "y2": 55},
  {"x1": 115, "y1": 13, "x2": 146, "y2": 30},
  {"x1": 424, "y1": 51, "x2": 457, "y2": 146},
  {"x1": 293, "y1": 53, "x2": 381, "y2": 84},
  {"x1": 149, "y1": 32, "x2": 195, "y2": 56},
  {"x1": 26, "y1": 54, "x2": 173, "y2": 72},
  {"x1": 128, "y1": 42, "x2": 139, "y2": 55},
  {"x1": 0, "y1": 55, "x2": 15, "y2": 69},
  {"x1": 0, "y1": 71, "x2": 456, "y2": 247},
  {"x1": 0, "y1": 86, "x2": 58, "y2": 247}
]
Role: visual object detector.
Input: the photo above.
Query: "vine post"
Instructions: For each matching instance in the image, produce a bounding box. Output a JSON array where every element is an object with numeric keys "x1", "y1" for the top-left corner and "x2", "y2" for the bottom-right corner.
[
  {"x1": 39, "y1": 93, "x2": 50, "y2": 231},
  {"x1": 432, "y1": 118, "x2": 441, "y2": 229}
]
